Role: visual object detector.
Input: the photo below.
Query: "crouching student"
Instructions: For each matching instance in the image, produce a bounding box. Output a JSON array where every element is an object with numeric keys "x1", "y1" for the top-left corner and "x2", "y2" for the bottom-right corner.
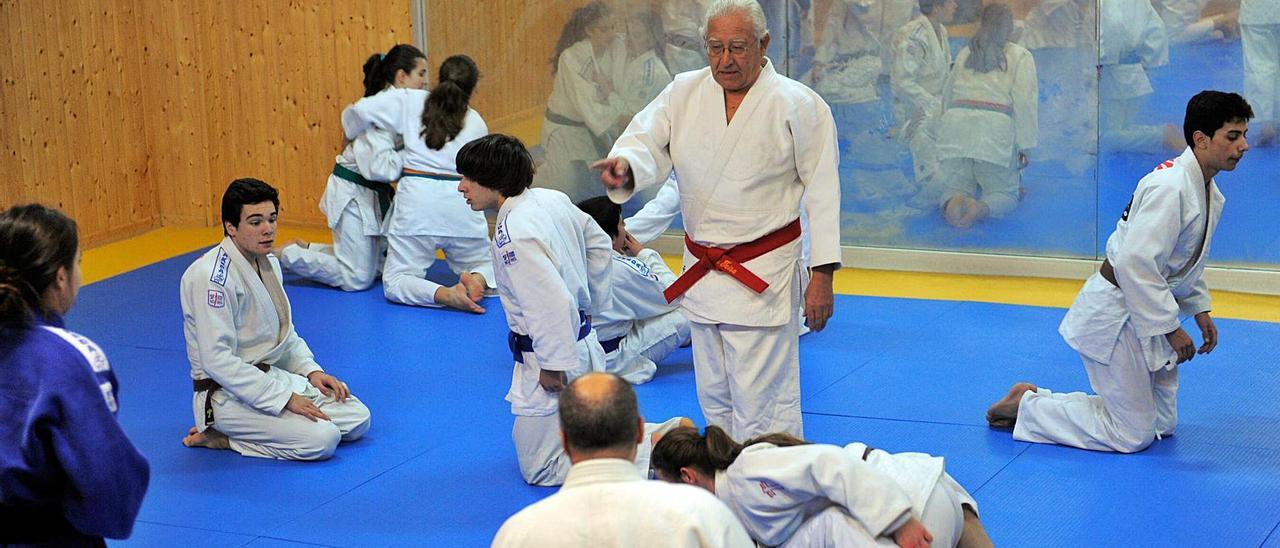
[
  {"x1": 455, "y1": 135, "x2": 687, "y2": 486},
  {"x1": 652, "y1": 426, "x2": 994, "y2": 548},
  {"x1": 180, "y1": 178, "x2": 372, "y2": 461},
  {"x1": 576, "y1": 196, "x2": 690, "y2": 384}
]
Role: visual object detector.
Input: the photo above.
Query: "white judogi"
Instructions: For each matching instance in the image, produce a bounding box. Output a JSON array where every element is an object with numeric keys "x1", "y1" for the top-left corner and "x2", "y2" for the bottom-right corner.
[
  {"x1": 625, "y1": 173, "x2": 682, "y2": 245},
  {"x1": 932, "y1": 43, "x2": 1038, "y2": 217},
  {"x1": 1242, "y1": 0, "x2": 1280, "y2": 126},
  {"x1": 595, "y1": 249, "x2": 691, "y2": 384},
  {"x1": 714, "y1": 443, "x2": 915, "y2": 547},
  {"x1": 495, "y1": 188, "x2": 682, "y2": 484},
  {"x1": 1154, "y1": 0, "x2": 1218, "y2": 44},
  {"x1": 616, "y1": 49, "x2": 673, "y2": 117},
  {"x1": 606, "y1": 60, "x2": 841, "y2": 440},
  {"x1": 536, "y1": 38, "x2": 628, "y2": 202},
  {"x1": 181, "y1": 238, "x2": 372, "y2": 461},
  {"x1": 1099, "y1": 0, "x2": 1170, "y2": 152},
  {"x1": 492, "y1": 458, "x2": 753, "y2": 548},
  {"x1": 891, "y1": 14, "x2": 952, "y2": 186},
  {"x1": 661, "y1": 0, "x2": 715, "y2": 75},
  {"x1": 1019, "y1": 0, "x2": 1094, "y2": 49},
  {"x1": 1016, "y1": 148, "x2": 1223, "y2": 453},
  {"x1": 810, "y1": 0, "x2": 882, "y2": 107},
  {"x1": 279, "y1": 126, "x2": 399, "y2": 291},
  {"x1": 341, "y1": 88, "x2": 496, "y2": 308}
]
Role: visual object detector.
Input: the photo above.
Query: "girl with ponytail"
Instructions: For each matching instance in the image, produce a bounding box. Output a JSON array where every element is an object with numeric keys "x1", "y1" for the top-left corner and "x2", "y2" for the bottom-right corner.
[
  {"x1": 0, "y1": 204, "x2": 150, "y2": 544},
  {"x1": 930, "y1": 3, "x2": 1039, "y2": 229},
  {"x1": 341, "y1": 53, "x2": 496, "y2": 314},
  {"x1": 275, "y1": 44, "x2": 427, "y2": 292},
  {"x1": 651, "y1": 425, "x2": 992, "y2": 547}
]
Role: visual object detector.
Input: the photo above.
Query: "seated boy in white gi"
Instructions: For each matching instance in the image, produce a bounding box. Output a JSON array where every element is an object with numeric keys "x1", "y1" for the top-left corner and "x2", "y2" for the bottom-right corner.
[
  {"x1": 455, "y1": 135, "x2": 686, "y2": 485},
  {"x1": 180, "y1": 178, "x2": 372, "y2": 461},
  {"x1": 575, "y1": 196, "x2": 690, "y2": 384}
]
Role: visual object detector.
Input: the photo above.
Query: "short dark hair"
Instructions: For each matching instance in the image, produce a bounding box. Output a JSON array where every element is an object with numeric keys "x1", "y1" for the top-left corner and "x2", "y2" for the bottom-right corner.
[
  {"x1": 220, "y1": 178, "x2": 279, "y2": 235},
  {"x1": 1184, "y1": 90, "x2": 1254, "y2": 147},
  {"x1": 559, "y1": 373, "x2": 639, "y2": 453},
  {"x1": 455, "y1": 134, "x2": 534, "y2": 197},
  {"x1": 576, "y1": 196, "x2": 622, "y2": 239},
  {"x1": 919, "y1": 0, "x2": 945, "y2": 15}
]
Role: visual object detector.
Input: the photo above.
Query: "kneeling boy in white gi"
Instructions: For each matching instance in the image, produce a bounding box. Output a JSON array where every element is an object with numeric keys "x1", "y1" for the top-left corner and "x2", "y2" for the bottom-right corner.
[
  {"x1": 987, "y1": 91, "x2": 1253, "y2": 453},
  {"x1": 576, "y1": 196, "x2": 690, "y2": 384},
  {"x1": 180, "y1": 178, "x2": 372, "y2": 461},
  {"x1": 456, "y1": 135, "x2": 686, "y2": 485}
]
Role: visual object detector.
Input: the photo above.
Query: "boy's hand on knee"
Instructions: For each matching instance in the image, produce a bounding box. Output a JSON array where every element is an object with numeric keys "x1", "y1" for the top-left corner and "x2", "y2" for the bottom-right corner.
[{"x1": 286, "y1": 393, "x2": 332, "y2": 422}]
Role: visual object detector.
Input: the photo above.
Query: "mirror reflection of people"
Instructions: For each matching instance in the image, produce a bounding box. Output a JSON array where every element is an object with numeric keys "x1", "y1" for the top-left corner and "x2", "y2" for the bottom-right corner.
[
  {"x1": 1241, "y1": 0, "x2": 1279, "y2": 146},
  {"x1": 1, "y1": 204, "x2": 150, "y2": 544}
]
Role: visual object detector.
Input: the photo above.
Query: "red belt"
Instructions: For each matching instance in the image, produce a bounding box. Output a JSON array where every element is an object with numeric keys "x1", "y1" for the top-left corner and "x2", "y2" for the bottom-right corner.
[{"x1": 663, "y1": 218, "x2": 802, "y2": 303}]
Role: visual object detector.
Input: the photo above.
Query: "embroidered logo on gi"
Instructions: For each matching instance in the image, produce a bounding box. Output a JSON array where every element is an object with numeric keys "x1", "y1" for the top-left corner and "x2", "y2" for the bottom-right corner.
[
  {"x1": 207, "y1": 289, "x2": 226, "y2": 308},
  {"x1": 210, "y1": 248, "x2": 230, "y2": 286},
  {"x1": 759, "y1": 480, "x2": 781, "y2": 498},
  {"x1": 614, "y1": 256, "x2": 655, "y2": 279},
  {"x1": 99, "y1": 382, "x2": 118, "y2": 413},
  {"x1": 495, "y1": 221, "x2": 511, "y2": 248},
  {"x1": 501, "y1": 250, "x2": 517, "y2": 265},
  {"x1": 73, "y1": 333, "x2": 109, "y2": 373}
]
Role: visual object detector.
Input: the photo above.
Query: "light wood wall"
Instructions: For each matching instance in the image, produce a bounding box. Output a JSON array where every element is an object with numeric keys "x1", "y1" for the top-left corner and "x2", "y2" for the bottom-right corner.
[{"x1": 0, "y1": 1, "x2": 412, "y2": 242}]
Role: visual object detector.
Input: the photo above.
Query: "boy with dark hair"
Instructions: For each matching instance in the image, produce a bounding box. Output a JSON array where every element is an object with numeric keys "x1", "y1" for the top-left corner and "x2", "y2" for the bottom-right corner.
[
  {"x1": 988, "y1": 91, "x2": 1253, "y2": 453},
  {"x1": 180, "y1": 178, "x2": 371, "y2": 460},
  {"x1": 576, "y1": 196, "x2": 690, "y2": 384},
  {"x1": 456, "y1": 135, "x2": 685, "y2": 485}
]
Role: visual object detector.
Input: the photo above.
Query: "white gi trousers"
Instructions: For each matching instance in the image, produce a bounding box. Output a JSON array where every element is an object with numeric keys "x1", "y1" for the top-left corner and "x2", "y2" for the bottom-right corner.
[
  {"x1": 382, "y1": 234, "x2": 494, "y2": 307},
  {"x1": 604, "y1": 309, "x2": 691, "y2": 385},
  {"x1": 1242, "y1": 23, "x2": 1280, "y2": 124},
  {"x1": 279, "y1": 201, "x2": 381, "y2": 292},
  {"x1": 1014, "y1": 321, "x2": 1179, "y2": 453},
  {"x1": 780, "y1": 472, "x2": 972, "y2": 548},
  {"x1": 937, "y1": 157, "x2": 1020, "y2": 218},
  {"x1": 690, "y1": 314, "x2": 803, "y2": 441},
  {"x1": 210, "y1": 368, "x2": 372, "y2": 461}
]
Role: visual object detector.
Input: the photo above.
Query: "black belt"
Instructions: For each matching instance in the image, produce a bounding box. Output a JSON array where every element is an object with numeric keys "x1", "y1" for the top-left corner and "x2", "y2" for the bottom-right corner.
[
  {"x1": 193, "y1": 363, "x2": 271, "y2": 425},
  {"x1": 600, "y1": 335, "x2": 624, "y2": 354},
  {"x1": 1100, "y1": 259, "x2": 1119, "y2": 288},
  {"x1": 509, "y1": 312, "x2": 590, "y2": 364}
]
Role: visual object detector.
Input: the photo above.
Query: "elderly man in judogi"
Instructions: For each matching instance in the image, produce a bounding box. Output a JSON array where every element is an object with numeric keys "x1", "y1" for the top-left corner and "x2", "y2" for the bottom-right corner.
[
  {"x1": 595, "y1": 0, "x2": 841, "y2": 440},
  {"x1": 987, "y1": 91, "x2": 1253, "y2": 453},
  {"x1": 892, "y1": 0, "x2": 955, "y2": 192},
  {"x1": 180, "y1": 178, "x2": 371, "y2": 461}
]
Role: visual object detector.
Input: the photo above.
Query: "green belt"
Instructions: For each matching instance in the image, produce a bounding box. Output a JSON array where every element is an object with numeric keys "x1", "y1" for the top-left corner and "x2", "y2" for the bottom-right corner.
[{"x1": 332, "y1": 163, "x2": 394, "y2": 219}]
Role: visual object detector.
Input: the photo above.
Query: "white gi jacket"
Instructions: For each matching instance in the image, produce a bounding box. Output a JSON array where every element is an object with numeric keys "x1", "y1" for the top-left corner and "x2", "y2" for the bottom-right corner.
[
  {"x1": 1060, "y1": 148, "x2": 1222, "y2": 370},
  {"x1": 492, "y1": 458, "x2": 753, "y2": 548},
  {"x1": 936, "y1": 44, "x2": 1039, "y2": 166},
  {"x1": 1242, "y1": 0, "x2": 1280, "y2": 25},
  {"x1": 320, "y1": 126, "x2": 401, "y2": 236},
  {"x1": 547, "y1": 39, "x2": 628, "y2": 140},
  {"x1": 606, "y1": 60, "x2": 841, "y2": 327},
  {"x1": 595, "y1": 249, "x2": 679, "y2": 342},
  {"x1": 494, "y1": 188, "x2": 614, "y2": 416},
  {"x1": 625, "y1": 173, "x2": 682, "y2": 244},
  {"x1": 341, "y1": 88, "x2": 490, "y2": 238},
  {"x1": 891, "y1": 15, "x2": 952, "y2": 129},
  {"x1": 1020, "y1": 0, "x2": 1095, "y2": 49},
  {"x1": 811, "y1": 0, "x2": 882, "y2": 105},
  {"x1": 181, "y1": 239, "x2": 324, "y2": 428},
  {"x1": 616, "y1": 50, "x2": 673, "y2": 116},
  {"x1": 1098, "y1": 0, "x2": 1168, "y2": 100},
  {"x1": 716, "y1": 443, "x2": 914, "y2": 546}
]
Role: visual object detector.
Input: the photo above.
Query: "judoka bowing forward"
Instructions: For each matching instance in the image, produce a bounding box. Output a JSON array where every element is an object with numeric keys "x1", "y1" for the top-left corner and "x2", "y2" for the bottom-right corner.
[
  {"x1": 492, "y1": 373, "x2": 751, "y2": 548},
  {"x1": 456, "y1": 135, "x2": 688, "y2": 486},
  {"x1": 594, "y1": 0, "x2": 841, "y2": 440},
  {"x1": 988, "y1": 91, "x2": 1254, "y2": 453},
  {"x1": 180, "y1": 178, "x2": 371, "y2": 460}
]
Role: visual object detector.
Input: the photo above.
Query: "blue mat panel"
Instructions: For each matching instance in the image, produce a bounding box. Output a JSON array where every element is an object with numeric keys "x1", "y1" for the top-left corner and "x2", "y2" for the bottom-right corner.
[{"x1": 106, "y1": 522, "x2": 256, "y2": 548}]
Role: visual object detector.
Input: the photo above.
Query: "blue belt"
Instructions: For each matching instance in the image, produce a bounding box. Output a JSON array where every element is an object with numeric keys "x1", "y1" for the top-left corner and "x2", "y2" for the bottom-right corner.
[
  {"x1": 600, "y1": 335, "x2": 624, "y2": 354},
  {"x1": 509, "y1": 311, "x2": 591, "y2": 364}
]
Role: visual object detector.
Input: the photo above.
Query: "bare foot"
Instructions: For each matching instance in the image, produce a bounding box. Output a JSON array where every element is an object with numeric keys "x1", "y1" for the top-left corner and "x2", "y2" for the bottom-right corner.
[
  {"x1": 434, "y1": 283, "x2": 486, "y2": 313},
  {"x1": 956, "y1": 197, "x2": 988, "y2": 228},
  {"x1": 943, "y1": 194, "x2": 967, "y2": 227},
  {"x1": 652, "y1": 418, "x2": 696, "y2": 445},
  {"x1": 182, "y1": 426, "x2": 231, "y2": 450},
  {"x1": 459, "y1": 272, "x2": 487, "y2": 302},
  {"x1": 986, "y1": 382, "x2": 1037, "y2": 429}
]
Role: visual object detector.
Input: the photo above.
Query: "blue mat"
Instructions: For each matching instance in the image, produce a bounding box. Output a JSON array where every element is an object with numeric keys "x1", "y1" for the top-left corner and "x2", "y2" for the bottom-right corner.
[{"x1": 67, "y1": 250, "x2": 1280, "y2": 547}]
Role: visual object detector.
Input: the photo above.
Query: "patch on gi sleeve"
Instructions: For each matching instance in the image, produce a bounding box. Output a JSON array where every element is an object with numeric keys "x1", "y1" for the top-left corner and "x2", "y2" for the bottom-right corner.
[
  {"x1": 99, "y1": 382, "x2": 118, "y2": 413},
  {"x1": 495, "y1": 221, "x2": 511, "y2": 248},
  {"x1": 614, "y1": 255, "x2": 655, "y2": 279},
  {"x1": 210, "y1": 247, "x2": 230, "y2": 286},
  {"x1": 501, "y1": 249, "x2": 517, "y2": 265},
  {"x1": 758, "y1": 480, "x2": 782, "y2": 498},
  {"x1": 207, "y1": 289, "x2": 226, "y2": 308}
]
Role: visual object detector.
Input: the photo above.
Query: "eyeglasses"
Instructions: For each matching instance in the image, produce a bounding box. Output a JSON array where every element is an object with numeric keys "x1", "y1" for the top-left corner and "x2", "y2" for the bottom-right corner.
[{"x1": 706, "y1": 40, "x2": 752, "y2": 56}]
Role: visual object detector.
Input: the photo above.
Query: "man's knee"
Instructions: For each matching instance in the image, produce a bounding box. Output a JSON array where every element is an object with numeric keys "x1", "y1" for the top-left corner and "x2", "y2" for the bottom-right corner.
[
  {"x1": 341, "y1": 403, "x2": 373, "y2": 442},
  {"x1": 295, "y1": 422, "x2": 343, "y2": 461},
  {"x1": 1113, "y1": 426, "x2": 1157, "y2": 453}
]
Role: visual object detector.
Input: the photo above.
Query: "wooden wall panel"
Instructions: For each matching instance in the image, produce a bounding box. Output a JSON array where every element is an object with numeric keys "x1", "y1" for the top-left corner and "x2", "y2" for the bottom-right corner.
[{"x1": 0, "y1": 0, "x2": 156, "y2": 247}]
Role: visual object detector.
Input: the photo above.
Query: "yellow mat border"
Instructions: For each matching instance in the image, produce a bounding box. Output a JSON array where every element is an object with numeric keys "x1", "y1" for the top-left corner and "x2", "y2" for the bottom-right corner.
[{"x1": 84, "y1": 226, "x2": 1278, "y2": 323}]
